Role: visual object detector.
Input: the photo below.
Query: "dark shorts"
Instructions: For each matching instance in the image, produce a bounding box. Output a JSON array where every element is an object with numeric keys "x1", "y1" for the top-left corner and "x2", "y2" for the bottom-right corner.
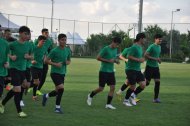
[
  {"x1": 31, "y1": 67, "x2": 43, "y2": 80},
  {"x1": 0, "y1": 76, "x2": 4, "y2": 87},
  {"x1": 125, "y1": 70, "x2": 128, "y2": 79},
  {"x1": 144, "y1": 65, "x2": 160, "y2": 81},
  {"x1": 126, "y1": 70, "x2": 145, "y2": 85},
  {"x1": 43, "y1": 63, "x2": 49, "y2": 74},
  {"x1": 10, "y1": 68, "x2": 26, "y2": 86},
  {"x1": 99, "y1": 71, "x2": 116, "y2": 87},
  {"x1": 50, "y1": 73, "x2": 65, "y2": 86},
  {"x1": 25, "y1": 68, "x2": 31, "y2": 82}
]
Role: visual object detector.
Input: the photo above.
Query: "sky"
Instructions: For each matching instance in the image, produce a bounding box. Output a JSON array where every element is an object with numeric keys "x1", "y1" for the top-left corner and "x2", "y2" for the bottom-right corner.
[
  {"x1": 0, "y1": 0, "x2": 190, "y2": 38},
  {"x1": 0, "y1": 0, "x2": 190, "y2": 23}
]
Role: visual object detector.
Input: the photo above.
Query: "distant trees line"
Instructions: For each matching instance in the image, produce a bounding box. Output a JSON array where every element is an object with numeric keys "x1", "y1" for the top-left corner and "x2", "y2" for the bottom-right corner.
[{"x1": 74, "y1": 24, "x2": 190, "y2": 62}]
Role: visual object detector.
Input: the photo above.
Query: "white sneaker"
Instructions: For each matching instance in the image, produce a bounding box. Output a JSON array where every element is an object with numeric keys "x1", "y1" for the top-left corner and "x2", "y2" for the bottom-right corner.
[
  {"x1": 129, "y1": 97, "x2": 137, "y2": 106},
  {"x1": 87, "y1": 94, "x2": 92, "y2": 106},
  {"x1": 116, "y1": 90, "x2": 122, "y2": 95},
  {"x1": 131, "y1": 92, "x2": 136, "y2": 98},
  {"x1": 123, "y1": 99, "x2": 133, "y2": 107},
  {"x1": 20, "y1": 100, "x2": 25, "y2": 107},
  {"x1": 105, "y1": 104, "x2": 116, "y2": 109},
  {"x1": 116, "y1": 91, "x2": 122, "y2": 101}
]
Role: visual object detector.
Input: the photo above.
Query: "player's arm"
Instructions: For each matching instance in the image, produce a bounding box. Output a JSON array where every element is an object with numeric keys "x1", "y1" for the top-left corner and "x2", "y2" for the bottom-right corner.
[
  {"x1": 45, "y1": 57, "x2": 62, "y2": 68},
  {"x1": 144, "y1": 52, "x2": 161, "y2": 63},
  {"x1": 128, "y1": 55, "x2": 144, "y2": 63},
  {"x1": 97, "y1": 55, "x2": 115, "y2": 63},
  {"x1": 24, "y1": 53, "x2": 33, "y2": 60},
  {"x1": 127, "y1": 48, "x2": 144, "y2": 63},
  {"x1": 8, "y1": 43, "x2": 17, "y2": 61},
  {"x1": 119, "y1": 54, "x2": 128, "y2": 62},
  {"x1": 65, "y1": 49, "x2": 71, "y2": 65}
]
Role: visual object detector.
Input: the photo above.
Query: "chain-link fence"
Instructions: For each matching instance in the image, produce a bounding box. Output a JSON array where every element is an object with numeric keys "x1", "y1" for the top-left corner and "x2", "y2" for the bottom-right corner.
[
  {"x1": 1, "y1": 12, "x2": 190, "y2": 57},
  {"x1": 1, "y1": 12, "x2": 190, "y2": 39}
]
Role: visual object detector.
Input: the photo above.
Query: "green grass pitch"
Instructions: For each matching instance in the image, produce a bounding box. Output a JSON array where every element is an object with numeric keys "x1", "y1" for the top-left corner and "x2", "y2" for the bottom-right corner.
[{"x1": 0, "y1": 58, "x2": 190, "y2": 126}]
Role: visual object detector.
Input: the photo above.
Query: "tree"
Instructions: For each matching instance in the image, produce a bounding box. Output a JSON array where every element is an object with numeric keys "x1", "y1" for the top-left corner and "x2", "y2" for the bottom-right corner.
[
  {"x1": 144, "y1": 24, "x2": 168, "y2": 55},
  {"x1": 108, "y1": 30, "x2": 133, "y2": 52},
  {"x1": 179, "y1": 31, "x2": 190, "y2": 58},
  {"x1": 170, "y1": 30, "x2": 180, "y2": 54},
  {"x1": 86, "y1": 33, "x2": 108, "y2": 56},
  {"x1": 86, "y1": 30, "x2": 133, "y2": 56}
]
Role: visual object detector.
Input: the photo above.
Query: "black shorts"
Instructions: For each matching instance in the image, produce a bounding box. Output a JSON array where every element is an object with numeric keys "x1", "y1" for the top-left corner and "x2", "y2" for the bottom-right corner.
[
  {"x1": 31, "y1": 67, "x2": 43, "y2": 80},
  {"x1": 50, "y1": 73, "x2": 65, "y2": 86},
  {"x1": 125, "y1": 70, "x2": 128, "y2": 79},
  {"x1": 0, "y1": 76, "x2": 4, "y2": 87},
  {"x1": 144, "y1": 65, "x2": 160, "y2": 81},
  {"x1": 25, "y1": 68, "x2": 31, "y2": 82},
  {"x1": 10, "y1": 68, "x2": 26, "y2": 86},
  {"x1": 99, "y1": 72, "x2": 116, "y2": 87},
  {"x1": 126, "y1": 70, "x2": 145, "y2": 85}
]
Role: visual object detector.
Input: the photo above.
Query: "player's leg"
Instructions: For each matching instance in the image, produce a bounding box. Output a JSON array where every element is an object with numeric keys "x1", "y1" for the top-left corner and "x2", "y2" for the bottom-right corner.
[
  {"x1": 105, "y1": 72, "x2": 116, "y2": 109},
  {"x1": 153, "y1": 67, "x2": 161, "y2": 103}
]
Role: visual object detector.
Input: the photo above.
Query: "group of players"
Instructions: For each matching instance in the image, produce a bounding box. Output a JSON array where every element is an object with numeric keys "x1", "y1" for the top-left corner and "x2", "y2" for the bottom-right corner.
[
  {"x1": 0, "y1": 25, "x2": 71, "y2": 117},
  {"x1": 0, "y1": 25, "x2": 162, "y2": 117},
  {"x1": 87, "y1": 33, "x2": 162, "y2": 109}
]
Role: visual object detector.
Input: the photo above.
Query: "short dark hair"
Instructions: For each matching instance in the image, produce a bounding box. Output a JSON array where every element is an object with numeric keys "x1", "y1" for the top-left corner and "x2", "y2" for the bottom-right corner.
[
  {"x1": 19, "y1": 26, "x2": 30, "y2": 33},
  {"x1": 112, "y1": 36, "x2": 122, "y2": 44},
  {"x1": 41, "y1": 28, "x2": 48, "y2": 33},
  {"x1": 58, "y1": 33, "x2": 67, "y2": 40},
  {"x1": 135, "y1": 33, "x2": 146, "y2": 41},
  {"x1": 5, "y1": 29, "x2": 11, "y2": 33},
  {"x1": 154, "y1": 34, "x2": 162, "y2": 39},
  {"x1": 7, "y1": 37, "x2": 17, "y2": 42},
  {"x1": 38, "y1": 35, "x2": 46, "y2": 41}
]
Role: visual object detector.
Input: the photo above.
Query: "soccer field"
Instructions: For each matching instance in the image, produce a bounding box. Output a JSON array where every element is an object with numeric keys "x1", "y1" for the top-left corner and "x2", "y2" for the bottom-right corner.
[{"x1": 0, "y1": 58, "x2": 190, "y2": 126}]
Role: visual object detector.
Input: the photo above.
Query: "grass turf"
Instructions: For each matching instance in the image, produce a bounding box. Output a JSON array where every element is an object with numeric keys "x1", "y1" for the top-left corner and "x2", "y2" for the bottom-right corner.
[{"x1": 0, "y1": 58, "x2": 190, "y2": 126}]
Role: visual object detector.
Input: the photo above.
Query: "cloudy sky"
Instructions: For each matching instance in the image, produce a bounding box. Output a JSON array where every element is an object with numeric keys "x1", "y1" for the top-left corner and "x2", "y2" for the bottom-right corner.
[
  {"x1": 0, "y1": 0, "x2": 190, "y2": 23},
  {"x1": 0, "y1": 0, "x2": 190, "y2": 38}
]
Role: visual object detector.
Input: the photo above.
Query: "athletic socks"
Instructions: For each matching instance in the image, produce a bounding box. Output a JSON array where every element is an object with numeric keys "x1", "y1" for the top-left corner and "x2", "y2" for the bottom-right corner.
[
  {"x1": 107, "y1": 95, "x2": 113, "y2": 104},
  {"x1": 33, "y1": 85, "x2": 37, "y2": 96},
  {"x1": 125, "y1": 88, "x2": 134, "y2": 100},
  {"x1": 56, "y1": 88, "x2": 64, "y2": 106},
  {"x1": 14, "y1": 92, "x2": 22, "y2": 113},
  {"x1": 20, "y1": 87, "x2": 24, "y2": 100},
  {"x1": 0, "y1": 83, "x2": 4, "y2": 97},
  {"x1": 90, "y1": 91, "x2": 97, "y2": 98},
  {"x1": 146, "y1": 81, "x2": 150, "y2": 86},
  {"x1": 121, "y1": 83, "x2": 128, "y2": 91},
  {"x1": 134, "y1": 86, "x2": 144, "y2": 95},
  {"x1": 2, "y1": 89, "x2": 14, "y2": 105},
  {"x1": 49, "y1": 90, "x2": 57, "y2": 97},
  {"x1": 154, "y1": 81, "x2": 160, "y2": 99}
]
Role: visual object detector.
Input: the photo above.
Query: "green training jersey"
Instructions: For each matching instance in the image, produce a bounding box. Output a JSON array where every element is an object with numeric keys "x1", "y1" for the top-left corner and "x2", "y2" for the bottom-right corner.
[
  {"x1": 0, "y1": 38, "x2": 9, "y2": 76},
  {"x1": 48, "y1": 46, "x2": 71, "y2": 74},
  {"x1": 32, "y1": 44, "x2": 46, "y2": 69},
  {"x1": 34, "y1": 38, "x2": 54, "y2": 53},
  {"x1": 9, "y1": 41, "x2": 30, "y2": 71},
  {"x1": 26, "y1": 41, "x2": 34, "y2": 68},
  {"x1": 121, "y1": 47, "x2": 130, "y2": 70},
  {"x1": 99, "y1": 45, "x2": 118, "y2": 73},
  {"x1": 126, "y1": 44, "x2": 143, "y2": 71},
  {"x1": 146, "y1": 43, "x2": 161, "y2": 67}
]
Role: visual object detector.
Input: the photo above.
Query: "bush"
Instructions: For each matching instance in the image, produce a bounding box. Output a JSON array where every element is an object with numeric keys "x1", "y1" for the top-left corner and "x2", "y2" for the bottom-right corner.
[{"x1": 161, "y1": 58, "x2": 183, "y2": 63}]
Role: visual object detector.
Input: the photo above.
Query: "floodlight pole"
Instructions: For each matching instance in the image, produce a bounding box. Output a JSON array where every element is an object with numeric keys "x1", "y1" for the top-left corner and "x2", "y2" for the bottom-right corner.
[
  {"x1": 169, "y1": 9, "x2": 180, "y2": 59},
  {"x1": 138, "y1": 0, "x2": 143, "y2": 33},
  {"x1": 50, "y1": 0, "x2": 54, "y2": 33}
]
